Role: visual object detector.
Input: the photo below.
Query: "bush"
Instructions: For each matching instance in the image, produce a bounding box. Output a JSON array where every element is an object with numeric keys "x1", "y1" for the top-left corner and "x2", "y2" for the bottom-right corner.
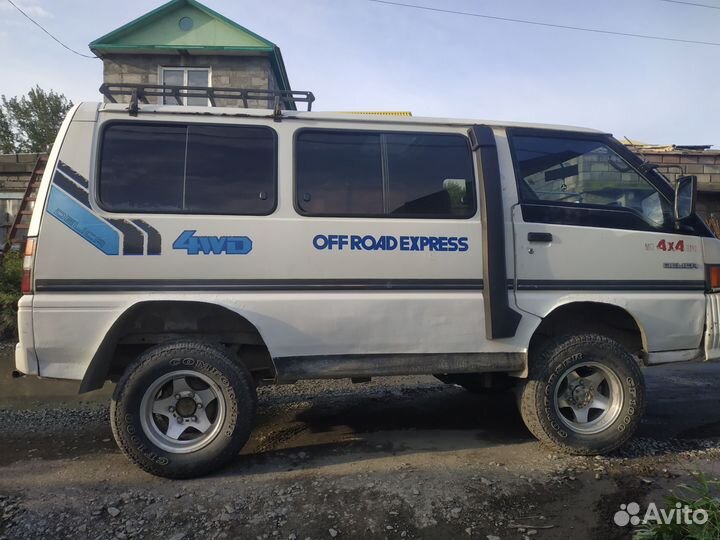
[
  {"x1": 634, "y1": 472, "x2": 720, "y2": 540},
  {"x1": 0, "y1": 251, "x2": 22, "y2": 339}
]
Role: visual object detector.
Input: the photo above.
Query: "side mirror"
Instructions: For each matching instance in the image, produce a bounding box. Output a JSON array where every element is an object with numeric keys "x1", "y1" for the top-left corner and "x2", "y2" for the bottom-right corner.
[{"x1": 675, "y1": 175, "x2": 697, "y2": 222}]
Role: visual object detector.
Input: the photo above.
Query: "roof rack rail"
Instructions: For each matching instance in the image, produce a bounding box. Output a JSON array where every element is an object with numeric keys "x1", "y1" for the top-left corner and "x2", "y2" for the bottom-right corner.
[{"x1": 98, "y1": 83, "x2": 315, "y2": 117}]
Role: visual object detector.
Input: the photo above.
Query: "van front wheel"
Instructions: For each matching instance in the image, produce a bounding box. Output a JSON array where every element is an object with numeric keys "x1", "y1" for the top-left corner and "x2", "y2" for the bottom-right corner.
[
  {"x1": 519, "y1": 333, "x2": 644, "y2": 455},
  {"x1": 110, "y1": 341, "x2": 257, "y2": 478}
]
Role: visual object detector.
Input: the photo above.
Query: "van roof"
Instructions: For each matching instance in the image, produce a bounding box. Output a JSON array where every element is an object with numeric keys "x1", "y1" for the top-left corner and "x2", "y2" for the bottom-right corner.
[{"x1": 89, "y1": 102, "x2": 608, "y2": 135}]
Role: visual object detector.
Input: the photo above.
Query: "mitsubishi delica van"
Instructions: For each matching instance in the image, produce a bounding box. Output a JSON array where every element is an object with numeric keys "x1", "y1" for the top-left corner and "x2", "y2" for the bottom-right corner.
[{"x1": 14, "y1": 84, "x2": 720, "y2": 478}]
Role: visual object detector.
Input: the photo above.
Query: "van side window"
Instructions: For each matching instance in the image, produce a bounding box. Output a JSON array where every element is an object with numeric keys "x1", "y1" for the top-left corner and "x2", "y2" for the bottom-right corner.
[
  {"x1": 295, "y1": 130, "x2": 476, "y2": 218},
  {"x1": 386, "y1": 134, "x2": 475, "y2": 218},
  {"x1": 100, "y1": 124, "x2": 186, "y2": 212},
  {"x1": 294, "y1": 131, "x2": 384, "y2": 216},
  {"x1": 185, "y1": 125, "x2": 275, "y2": 214},
  {"x1": 99, "y1": 123, "x2": 276, "y2": 215},
  {"x1": 511, "y1": 134, "x2": 673, "y2": 231}
]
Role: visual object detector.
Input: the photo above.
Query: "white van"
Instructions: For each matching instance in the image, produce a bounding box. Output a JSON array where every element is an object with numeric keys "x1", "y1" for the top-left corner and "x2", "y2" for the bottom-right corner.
[{"x1": 14, "y1": 85, "x2": 720, "y2": 478}]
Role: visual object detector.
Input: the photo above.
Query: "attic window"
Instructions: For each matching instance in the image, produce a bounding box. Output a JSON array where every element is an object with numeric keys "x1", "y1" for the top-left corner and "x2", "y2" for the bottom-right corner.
[{"x1": 179, "y1": 16, "x2": 193, "y2": 31}]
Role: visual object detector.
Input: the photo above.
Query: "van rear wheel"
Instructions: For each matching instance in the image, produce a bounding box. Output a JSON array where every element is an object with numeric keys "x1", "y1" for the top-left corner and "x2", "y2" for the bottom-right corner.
[
  {"x1": 110, "y1": 341, "x2": 256, "y2": 478},
  {"x1": 518, "y1": 333, "x2": 644, "y2": 455}
]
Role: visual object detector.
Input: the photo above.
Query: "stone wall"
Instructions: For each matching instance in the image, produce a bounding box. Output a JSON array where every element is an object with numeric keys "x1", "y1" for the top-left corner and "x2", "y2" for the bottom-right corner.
[
  {"x1": 634, "y1": 149, "x2": 720, "y2": 188},
  {"x1": 102, "y1": 54, "x2": 280, "y2": 108},
  {"x1": 633, "y1": 149, "x2": 720, "y2": 221}
]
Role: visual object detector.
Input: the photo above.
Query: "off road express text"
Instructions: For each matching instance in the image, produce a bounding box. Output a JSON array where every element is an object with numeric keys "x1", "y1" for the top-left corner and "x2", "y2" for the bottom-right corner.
[{"x1": 312, "y1": 234, "x2": 469, "y2": 252}]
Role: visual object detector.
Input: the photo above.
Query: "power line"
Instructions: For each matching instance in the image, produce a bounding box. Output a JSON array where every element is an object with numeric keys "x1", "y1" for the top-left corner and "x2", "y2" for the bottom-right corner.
[
  {"x1": 660, "y1": 0, "x2": 720, "y2": 9},
  {"x1": 4, "y1": 0, "x2": 97, "y2": 59},
  {"x1": 365, "y1": 0, "x2": 720, "y2": 47}
]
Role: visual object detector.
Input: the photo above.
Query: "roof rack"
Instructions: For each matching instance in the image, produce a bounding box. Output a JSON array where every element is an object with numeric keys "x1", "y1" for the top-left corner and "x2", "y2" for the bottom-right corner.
[{"x1": 98, "y1": 83, "x2": 315, "y2": 117}]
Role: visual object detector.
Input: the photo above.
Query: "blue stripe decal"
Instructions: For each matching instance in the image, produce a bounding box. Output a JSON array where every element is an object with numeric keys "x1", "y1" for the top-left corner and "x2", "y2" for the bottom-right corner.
[
  {"x1": 56, "y1": 161, "x2": 89, "y2": 189},
  {"x1": 47, "y1": 186, "x2": 120, "y2": 255}
]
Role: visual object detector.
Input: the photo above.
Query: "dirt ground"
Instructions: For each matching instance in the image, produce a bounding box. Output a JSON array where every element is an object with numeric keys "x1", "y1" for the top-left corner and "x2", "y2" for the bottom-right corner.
[{"x1": 2, "y1": 343, "x2": 720, "y2": 540}]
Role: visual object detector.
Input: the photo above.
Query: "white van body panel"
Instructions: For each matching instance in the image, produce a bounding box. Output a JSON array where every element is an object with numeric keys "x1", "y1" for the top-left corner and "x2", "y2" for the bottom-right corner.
[
  {"x1": 27, "y1": 103, "x2": 78, "y2": 236},
  {"x1": 511, "y1": 205, "x2": 707, "y2": 352},
  {"x1": 15, "y1": 295, "x2": 37, "y2": 375},
  {"x1": 513, "y1": 291, "x2": 705, "y2": 352},
  {"x1": 702, "y1": 237, "x2": 720, "y2": 360},
  {"x1": 31, "y1": 291, "x2": 543, "y2": 380},
  {"x1": 16, "y1": 101, "x2": 720, "y2": 386}
]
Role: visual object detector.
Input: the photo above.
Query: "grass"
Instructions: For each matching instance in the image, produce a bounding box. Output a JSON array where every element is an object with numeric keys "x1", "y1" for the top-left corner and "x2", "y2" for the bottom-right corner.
[
  {"x1": 633, "y1": 473, "x2": 720, "y2": 540},
  {"x1": 0, "y1": 251, "x2": 22, "y2": 339}
]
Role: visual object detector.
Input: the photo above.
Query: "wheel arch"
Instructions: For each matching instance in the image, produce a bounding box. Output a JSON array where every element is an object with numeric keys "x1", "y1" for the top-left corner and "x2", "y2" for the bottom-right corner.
[
  {"x1": 528, "y1": 300, "x2": 647, "y2": 362},
  {"x1": 79, "y1": 300, "x2": 275, "y2": 393}
]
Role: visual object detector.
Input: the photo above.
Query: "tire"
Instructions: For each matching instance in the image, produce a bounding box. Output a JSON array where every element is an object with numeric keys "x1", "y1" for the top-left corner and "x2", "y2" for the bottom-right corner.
[
  {"x1": 518, "y1": 333, "x2": 644, "y2": 455},
  {"x1": 435, "y1": 373, "x2": 517, "y2": 394},
  {"x1": 110, "y1": 341, "x2": 257, "y2": 478}
]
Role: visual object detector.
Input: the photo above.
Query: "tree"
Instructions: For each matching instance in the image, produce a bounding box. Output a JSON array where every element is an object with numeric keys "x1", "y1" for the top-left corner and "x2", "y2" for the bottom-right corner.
[
  {"x1": 0, "y1": 107, "x2": 13, "y2": 154},
  {"x1": 1, "y1": 86, "x2": 73, "y2": 153}
]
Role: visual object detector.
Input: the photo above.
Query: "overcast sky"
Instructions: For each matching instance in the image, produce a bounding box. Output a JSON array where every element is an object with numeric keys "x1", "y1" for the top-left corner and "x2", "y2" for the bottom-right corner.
[{"x1": 1, "y1": 0, "x2": 719, "y2": 146}]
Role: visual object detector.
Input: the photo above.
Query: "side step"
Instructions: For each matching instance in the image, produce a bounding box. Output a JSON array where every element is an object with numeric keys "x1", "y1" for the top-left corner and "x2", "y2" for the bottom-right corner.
[{"x1": 273, "y1": 352, "x2": 526, "y2": 383}]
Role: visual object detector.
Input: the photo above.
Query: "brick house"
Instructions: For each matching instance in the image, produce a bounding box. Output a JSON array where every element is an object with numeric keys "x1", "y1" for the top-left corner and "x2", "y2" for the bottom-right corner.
[
  {"x1": 627, "y1": 143, "x2": 720, "y2": 226},
  {"x1": 89, "y1": 0, "x2": 294, "y2": 108}
]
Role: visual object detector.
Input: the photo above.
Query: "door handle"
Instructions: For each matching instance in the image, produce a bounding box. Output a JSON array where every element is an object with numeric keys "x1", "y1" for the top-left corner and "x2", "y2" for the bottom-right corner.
[{"x1": 528, "y1": 232, "x2": 553, "y2": 243}]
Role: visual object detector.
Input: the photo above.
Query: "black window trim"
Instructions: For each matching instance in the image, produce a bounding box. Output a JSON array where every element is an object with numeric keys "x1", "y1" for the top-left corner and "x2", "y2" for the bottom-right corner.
[
  {"x1": 506, "y1": 127, "x2": 713, "y2": 237},
  {"x1": 95, "y1": 120, "x2": 279, "y2": 216},
  {"x1": 520, "y1": 201, "x2": 668, "y2": 233},
  {"x1": 292, "y1": 127, "x2": 479, "y2": 220}
]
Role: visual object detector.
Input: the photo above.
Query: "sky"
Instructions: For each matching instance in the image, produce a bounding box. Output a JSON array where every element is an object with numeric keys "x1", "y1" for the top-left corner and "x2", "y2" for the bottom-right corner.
[{"x1": 1, "y1": 0, "x2": 719, "y2": 146}]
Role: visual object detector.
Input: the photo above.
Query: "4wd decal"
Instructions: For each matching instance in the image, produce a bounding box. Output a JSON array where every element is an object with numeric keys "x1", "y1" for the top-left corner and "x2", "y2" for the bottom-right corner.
[
  {"x1": 173, "y1": 230, "x2": 253, "y2": 255},
  {"x1": 644, "y1": 239, "x2": 698, "y2": 253},
  {"x1": 48, "y1": 161, "x2": 161, "y2": 256}
]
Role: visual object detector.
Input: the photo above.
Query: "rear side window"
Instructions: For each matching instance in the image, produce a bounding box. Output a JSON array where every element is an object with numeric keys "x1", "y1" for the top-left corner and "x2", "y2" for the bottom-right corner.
[
  {"x1": 294, "y1": 131, "x2": 384, "y2": 216},
  {"x1": 99, "y1": 123, "x2": 276, "y2": 215},
  {"x1": 295, "y1": 130, "x2": 475, "y2": 218},
  {"x1": 385, "y1": 133, "x2": 475, "y2": 218}
]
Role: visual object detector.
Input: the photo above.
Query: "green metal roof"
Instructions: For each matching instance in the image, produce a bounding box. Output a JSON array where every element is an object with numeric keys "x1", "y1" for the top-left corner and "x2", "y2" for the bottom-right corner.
[{"x1": 89, "y1": 0, "x2": 292, "y2": 94}]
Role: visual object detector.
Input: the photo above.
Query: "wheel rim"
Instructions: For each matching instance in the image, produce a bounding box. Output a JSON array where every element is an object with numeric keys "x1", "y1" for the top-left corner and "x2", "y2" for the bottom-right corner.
[
  {"x1": 139, "y1": 369, "x2": 226, "y2": 454},
  {"x1": 553, "y1": 360, "x2": 624, "y2": 435}
]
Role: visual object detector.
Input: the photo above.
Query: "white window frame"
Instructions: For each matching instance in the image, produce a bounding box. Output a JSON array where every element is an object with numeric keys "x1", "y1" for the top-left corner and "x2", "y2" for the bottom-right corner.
[{"x1": 159, "y1": 66, "x2": 212, "y2": 106}]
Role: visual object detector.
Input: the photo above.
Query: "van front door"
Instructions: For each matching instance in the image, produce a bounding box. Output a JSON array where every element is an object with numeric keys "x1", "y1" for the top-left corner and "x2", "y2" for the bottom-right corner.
[{"x1": 507, "y1": 129, "x2": 707, "y2": 353}]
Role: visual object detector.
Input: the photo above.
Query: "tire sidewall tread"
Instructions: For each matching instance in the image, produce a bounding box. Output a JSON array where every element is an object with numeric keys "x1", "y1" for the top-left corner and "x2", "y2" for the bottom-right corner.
[
  {"x1": 110, "y1": 340, "x2": 256, "y2": 478},
  {"x1": 519, "y1": 333, "x2": 645, "y2": 455}
]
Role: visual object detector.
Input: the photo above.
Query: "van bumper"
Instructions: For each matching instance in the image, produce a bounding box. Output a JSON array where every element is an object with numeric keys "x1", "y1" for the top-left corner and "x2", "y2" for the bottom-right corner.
[
  {"x1": 706, "y1": 292, "x2": 720, "y2": 362},
  {"x1": 14, "y1": 295, "x2": 38, "y2": 376}
]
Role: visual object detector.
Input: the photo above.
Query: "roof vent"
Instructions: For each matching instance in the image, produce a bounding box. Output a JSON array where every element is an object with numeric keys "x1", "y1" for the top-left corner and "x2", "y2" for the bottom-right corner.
[{"x1": 178, "y1": 16, "x2": 193, "y2": 31}]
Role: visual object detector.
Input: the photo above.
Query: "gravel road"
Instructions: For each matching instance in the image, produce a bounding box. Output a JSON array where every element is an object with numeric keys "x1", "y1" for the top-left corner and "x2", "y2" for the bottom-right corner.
[{"x1": 3, "y1": 344, "x2": 720, "y2": 540}]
